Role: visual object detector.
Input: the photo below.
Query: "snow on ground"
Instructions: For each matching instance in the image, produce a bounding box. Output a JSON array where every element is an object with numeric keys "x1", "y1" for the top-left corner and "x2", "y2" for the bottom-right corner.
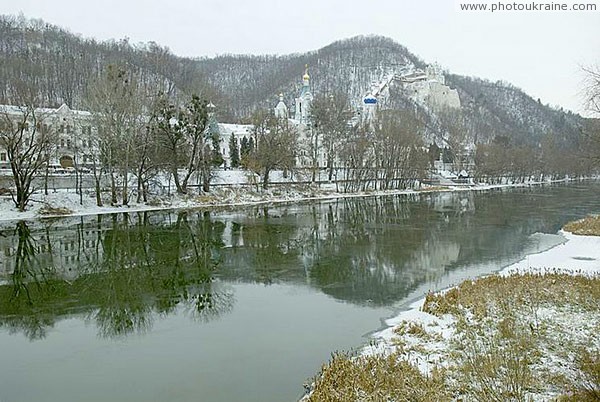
[
  {"x1": 0, "y1": 175, "x2": 579, "y2": 224},
  {"x1": 367, "y1": 229, "x2": 600, "y2": 349},
  {"x1": 361, "y1": 230, "x2": 600, "y2": 400},
  {"x1": 501, "y1": 230, "x2": 600, "y2": 277},
  {"x1": 0, "y1": 190, "x2": 163, "y2": 223}
]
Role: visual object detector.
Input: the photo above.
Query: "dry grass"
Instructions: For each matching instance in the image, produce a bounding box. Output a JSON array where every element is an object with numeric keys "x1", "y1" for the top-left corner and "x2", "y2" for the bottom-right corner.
[
  {"x1": 195, "y1": 195, "x2": 218, "y2": 204},
  {"x1": 306, "y1": 274, "x2": 600, "y2": 401},
  {"x1": 417, "y1": 186, "x2": 449, "y2": 192},
  {"x1": 393, "y1": 321, "x2": 429, "y2": 339},
  {"x1": 559, "y1": 349, "x2": 600, "y2": 401},
  {"x1": 37, "y1": 204, "x2": 73, "y2": 216},
  {"x1": 422, "y1": 273, "x2": 600, "y2": 318},
  {"x1": 564, "y1": 215, "x2": 600, "y2": 236},
  {"x1": 307, "y1": 352, "x2": 450, "y2": 402}
]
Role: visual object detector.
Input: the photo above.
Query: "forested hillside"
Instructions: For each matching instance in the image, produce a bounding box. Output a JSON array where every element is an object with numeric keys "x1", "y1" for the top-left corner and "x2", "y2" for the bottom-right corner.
[
  {"x1": 0, "y1": 15, "x2": 222, "y2": 112},
  {"x1": 0, "y1": 14, "x2": 587, "y2": 146},
  {"x1": 447, "y1": 74, "x2": 584, "y2": 146},
  {"x1": 197, "y1": 36, "x2": 422, "y2": 119}
]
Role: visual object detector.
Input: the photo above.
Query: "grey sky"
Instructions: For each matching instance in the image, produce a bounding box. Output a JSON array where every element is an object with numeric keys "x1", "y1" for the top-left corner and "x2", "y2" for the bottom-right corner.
[{"x1": 1, "y1": 0, "x2": 598, "y2": 115}]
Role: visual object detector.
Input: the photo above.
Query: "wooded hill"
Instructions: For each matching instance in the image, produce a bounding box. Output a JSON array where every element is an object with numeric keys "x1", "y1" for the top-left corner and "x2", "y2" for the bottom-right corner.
[{"x1": 0, "y1": 14, "x2": 587, "y2": 148}]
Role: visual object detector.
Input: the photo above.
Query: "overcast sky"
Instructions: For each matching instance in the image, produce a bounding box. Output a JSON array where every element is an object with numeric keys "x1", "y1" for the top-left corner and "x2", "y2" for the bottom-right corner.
[{"x1": 1, "y1": 0, "x2": 598, "y2": 115}]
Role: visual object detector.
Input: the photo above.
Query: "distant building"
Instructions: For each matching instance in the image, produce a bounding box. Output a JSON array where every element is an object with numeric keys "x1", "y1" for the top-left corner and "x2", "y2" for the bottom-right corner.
[
  {"x1": 274, "y1": 94, "x2": 289, "y2": 120},
  {"x1": 294, "y1": 67, "x2": 313, "y2": 125},
  {"x1": 402, "y1": 64, "x2": 461, "y2": 110},
  {"x1": 0, "y1": 103, "x2": 97, "y2": 170}
]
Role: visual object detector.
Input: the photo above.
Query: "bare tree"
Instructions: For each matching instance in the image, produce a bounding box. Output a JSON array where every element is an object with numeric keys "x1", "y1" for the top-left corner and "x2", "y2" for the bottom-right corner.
[
  {"x1": 372, "y1": 109, "x2": 427, "y2": 190},
  {"x1": 132, "y1": 121, "x2": 162, "y2": 203},
  {"x1": 338, "y1": 122, "x2": 374, "y2": 192},
  {"x1": 582, "y1": 65, "x2": 600, "y2": 168},
  {"x1": 437, "y1": 106, "x2": 470, "y2": 173},
  {"x1": 85, "y1": 65, "x2": 146, "y2": 206},
  {"x1": 583, "y1": 65, "x2": 600, "y2": 115},
  {"x1": 151, "y1": 93, "x2": 210, "y2": 194},
  {"x1": 310, "y1": 92, "x2": 354, "y2": 181},
  {"x1": 247, "y1": 109, "x2": 297, "y2": 189},
  {"x1": 0, "y1": 105, "x2": 56, "y2": 211}
]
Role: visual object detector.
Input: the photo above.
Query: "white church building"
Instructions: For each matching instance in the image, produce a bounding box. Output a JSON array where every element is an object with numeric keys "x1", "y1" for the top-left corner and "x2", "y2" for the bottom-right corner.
[{"x1": 213, "y1": 67, "x2": 323, "y2": 172}]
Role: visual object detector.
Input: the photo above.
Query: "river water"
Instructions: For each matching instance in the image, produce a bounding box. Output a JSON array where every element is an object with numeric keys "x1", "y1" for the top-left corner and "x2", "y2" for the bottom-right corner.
[{"x1": 1, "y1": 182, "x2": 599, "y2": 401}]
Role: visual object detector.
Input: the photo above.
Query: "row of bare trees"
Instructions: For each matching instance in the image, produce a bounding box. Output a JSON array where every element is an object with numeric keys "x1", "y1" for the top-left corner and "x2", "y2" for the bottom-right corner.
[
  {"x1": 474, "y1": 65, "x2": 600, "y2": 183},
  {"x1": 333, "y1": 110, "x2": 429, "y2": 192},
  {"x1": 473, "y1": 135, "x2": 593, "y2": 184},
  {"x1": 0, "y1": 63, "x2": 219, "y2": 211},
  {"x1": 308, "y1": 93, "x2": 429, "y2": 192},
  {"x1": 3, "y1": 59, "x2": 599, "y2": 211},
  {"x1": 85, "y1": 67, "x2": 220, "y2": 206}
]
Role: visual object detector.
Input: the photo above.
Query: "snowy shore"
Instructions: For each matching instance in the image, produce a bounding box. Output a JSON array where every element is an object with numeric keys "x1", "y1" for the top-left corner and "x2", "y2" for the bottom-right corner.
[
  {"x1": 367, "y1": 229, "x2": 600, "y2": 349},
  {"x1": 357, "y1": 229, "x2": 600, "y2": 401},
  {"x1": 0, "y1": 178, "x2": 578, "y2": 223}
]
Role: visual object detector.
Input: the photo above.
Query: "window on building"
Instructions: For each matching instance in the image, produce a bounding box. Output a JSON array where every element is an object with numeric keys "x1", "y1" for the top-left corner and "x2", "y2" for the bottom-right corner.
[
  {"x1": 60, "y1": 139, "x2": 65, "y2": 147},
  {"x1": 67, "y1": 139, "x2": 71, "y2": 148},
  {"x1": 0, "y1": 152, "x2": 6, "y2": 161}
]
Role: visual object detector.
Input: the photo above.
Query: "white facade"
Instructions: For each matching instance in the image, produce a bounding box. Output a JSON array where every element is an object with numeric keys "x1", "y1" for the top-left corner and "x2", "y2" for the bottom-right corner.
[
  {"x1": 0, "y1": 103, "x2": 97, "y2": 170},
  {"x1": 403, "y1": 64, "x2": 461, "y2": 110},
  {"x1": 274, "y1": 94, "x2": 289, "y2": 119},
  {"x1": 217, "y1": 123, "x2": 253, "y2": 168}
]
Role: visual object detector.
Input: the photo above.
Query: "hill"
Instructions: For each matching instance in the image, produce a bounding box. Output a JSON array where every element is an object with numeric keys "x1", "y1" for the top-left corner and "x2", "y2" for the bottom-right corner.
[{"x1": 0, "y1": 14, "x2": 588, "y2": 147}]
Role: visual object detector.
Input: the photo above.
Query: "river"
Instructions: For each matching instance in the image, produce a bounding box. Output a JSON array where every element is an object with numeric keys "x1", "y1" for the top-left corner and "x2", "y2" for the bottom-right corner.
[{"x1": 0, "y1": 181, "x2": 599, "y2": 401}]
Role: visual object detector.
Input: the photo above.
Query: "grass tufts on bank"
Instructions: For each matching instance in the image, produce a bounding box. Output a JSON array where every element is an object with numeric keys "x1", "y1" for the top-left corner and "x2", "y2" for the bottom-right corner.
[
  {"x1": 308, "y1": 352, "x2": 450, "y2": 401},
  {"x1": 564, "y1": 215, "x2": 600, "y2": 236},
  {"x1": 306, "y1": 273, "x2": 600, "y2": 401}
]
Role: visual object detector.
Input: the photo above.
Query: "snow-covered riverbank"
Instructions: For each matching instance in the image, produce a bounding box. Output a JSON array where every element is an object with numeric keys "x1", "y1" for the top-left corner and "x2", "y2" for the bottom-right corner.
[
  {"x1": 0, "y1": 178, "x2": 579, "y2": 223},
  {"x1": 353, "y1": 229, "x2": 600, "y2": 401}
]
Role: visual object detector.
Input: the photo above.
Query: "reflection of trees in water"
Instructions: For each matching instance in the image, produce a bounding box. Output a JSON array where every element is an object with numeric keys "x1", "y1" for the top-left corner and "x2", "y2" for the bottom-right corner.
[
  {"x1": 184, "y1": 281, "x2": 235, "y2": 323},
  {"x1": 0, "y1": 212, "x2": 234, "y2": 340},
  {"x1": 292, "y1": 187, "x2": 591, "y2": 305},
  {"x1": 306, "y1": 196, "x2": 444, "y2": 305},
  {"x1": 221, "y1": 205, "x2": 306, "y2": 285},
  {"x1": 0, "y1": 221, "x2": 64, "y2": 339},
  {"x1": 1, "y1": 183, "x2": 599, "y2": 338}
]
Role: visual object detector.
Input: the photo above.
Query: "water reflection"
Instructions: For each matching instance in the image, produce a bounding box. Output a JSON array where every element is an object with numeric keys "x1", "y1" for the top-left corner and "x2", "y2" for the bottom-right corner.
[
  {"x1": 0, "y1": 212, "x2": 233, "y2": 340},
  {"x1": 1, "y1": 182, "x2": 599, "y2": 340}
]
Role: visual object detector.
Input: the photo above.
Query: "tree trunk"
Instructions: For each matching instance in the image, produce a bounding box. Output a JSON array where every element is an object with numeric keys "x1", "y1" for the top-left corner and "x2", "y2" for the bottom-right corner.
[
  {"x1": 122, "y1": 170, "x2": 129, "y2": 206},
  {"x1": 172, "y1": 166, "x2": 185, "y2": 194},
  {"x1": 44, "y1": 164, "x2": 49, "y2": 195},
  {"x1": 262, "y1": 168, "x2": 270, "y2": 189},
  {"x1": 142, "y1": 181, "x2": 148, "y2": 202},
  {"x1": 110, "y1": 171, "x2": 118, "y2": 205},
  {"x1": 94, "y1": 177, "x2": 102, "y2": 207}
]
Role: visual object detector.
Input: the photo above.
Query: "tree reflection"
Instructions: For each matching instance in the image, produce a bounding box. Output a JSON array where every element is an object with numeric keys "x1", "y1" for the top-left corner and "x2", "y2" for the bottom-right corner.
[
  {"x1": 0, "y1": 212, "x2": 234, "y2": 340},
  {"x1": 0, "y1": 221, "x2": 62, "y2": 340},
  {"x1": 1, "y1": 183, "x2": 598, "y2": 340}
]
